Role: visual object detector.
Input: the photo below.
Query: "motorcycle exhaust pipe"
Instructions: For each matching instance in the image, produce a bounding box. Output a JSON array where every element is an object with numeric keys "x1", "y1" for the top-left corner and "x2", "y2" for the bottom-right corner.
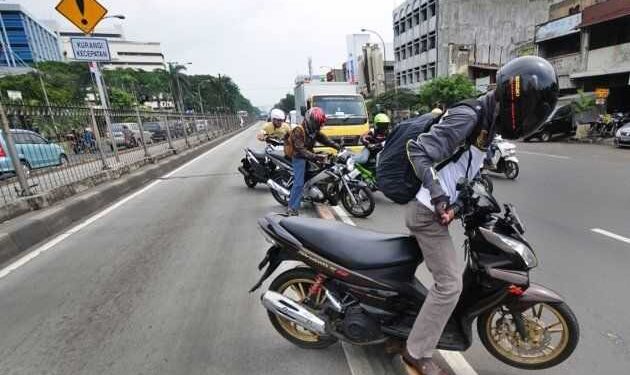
[
  {"x1": 266, "y1": 179, "x2": 290, "y2": 197},
  {"x1": 261, "y1": 291, "x2": 327, "y2": 335},
  {"x1": 238, "y1": 166, "x2": 250, "y2": 177}
]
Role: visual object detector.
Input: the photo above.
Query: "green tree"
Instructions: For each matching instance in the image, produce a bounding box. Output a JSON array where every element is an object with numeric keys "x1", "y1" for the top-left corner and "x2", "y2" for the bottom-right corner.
[
  {"x1": 418, "y1": 74, "x2": 477, "y2": 109},
  {"x1": 274, "y1": 94, "x2": 295, "y2": 113},
  {"x1": 366, "y1": 89, "x2": 420, "y2": 116}
]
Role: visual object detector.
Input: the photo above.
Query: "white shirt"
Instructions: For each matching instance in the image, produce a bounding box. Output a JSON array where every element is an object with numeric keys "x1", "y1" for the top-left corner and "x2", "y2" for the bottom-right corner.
[{"x1": 416, "y1": 146, "x2": 485, "y2": 211}]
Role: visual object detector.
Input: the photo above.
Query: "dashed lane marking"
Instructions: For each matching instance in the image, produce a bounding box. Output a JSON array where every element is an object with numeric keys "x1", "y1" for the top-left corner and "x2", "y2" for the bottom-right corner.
[
  {"x1": 591, "y1": 228, "x2": 630, "y2": 245},
  {"x1": 519, "y1": 151, "x2": 570, "y2": 160}
]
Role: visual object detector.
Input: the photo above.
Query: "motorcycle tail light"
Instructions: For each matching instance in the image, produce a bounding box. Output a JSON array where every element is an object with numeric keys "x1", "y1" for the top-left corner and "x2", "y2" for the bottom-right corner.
[{"x1": 508, "y1": 285, "x2": 524, "y2": 296}]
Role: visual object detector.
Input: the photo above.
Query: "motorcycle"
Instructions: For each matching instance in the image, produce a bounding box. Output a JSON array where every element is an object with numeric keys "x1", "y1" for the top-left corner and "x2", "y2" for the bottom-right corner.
[
  {"x1": 266, "y1": 149, "x2": 376, "y2": 218},
  {"x1": 347, "y1": 145, "x2": 381, "y2": 191},
  {"x1": 251, "y1": 177, "x2": 579, "y2": 370},
  {"x1": 237, "y1": 137, "x2": 284, "y2": 188},
  {"x1": 487, "y1": 135, "x2": 519, "y2": 180}
]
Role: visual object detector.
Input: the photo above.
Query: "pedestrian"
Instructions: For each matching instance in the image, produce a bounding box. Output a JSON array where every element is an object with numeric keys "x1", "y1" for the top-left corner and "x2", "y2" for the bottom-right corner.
[
  {"x1": 401, "y1": 56, "x2": 558, "y2": 375},
  {"x1": 284, "y1": 107, "x2": 340, "y2": 216}
]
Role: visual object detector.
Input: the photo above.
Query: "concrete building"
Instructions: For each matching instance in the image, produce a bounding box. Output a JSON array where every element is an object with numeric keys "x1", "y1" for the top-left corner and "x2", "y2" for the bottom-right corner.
[
  {"x1": 357, "y1": 43, "x2": 395, "y2": 97},
  {"x1": 46, "y1": 22, "x2": 166, "y2": 71},
  {"x1": 345, "y1": 34, "x2": 370, "y2": 84},
  {"x1": 535, "y1": 0, "x2": 630, "y2": 111},
  {"x1": 0, "y1": 4, "x2": 62, "y2": 68},
  {"x1": 393, "y1": 0, "x2": 550, "y2": 91}
]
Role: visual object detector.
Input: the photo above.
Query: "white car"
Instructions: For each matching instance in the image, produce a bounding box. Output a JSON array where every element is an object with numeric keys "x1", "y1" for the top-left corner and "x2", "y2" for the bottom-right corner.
[{"x1": 118, "y1": 122, "x2": 153, "y2": 145}]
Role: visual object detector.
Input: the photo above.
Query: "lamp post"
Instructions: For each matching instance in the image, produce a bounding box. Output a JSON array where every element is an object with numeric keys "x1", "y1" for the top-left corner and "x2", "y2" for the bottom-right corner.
[
  {"x1": 361, "y1": 28, "x2": 396, "y2": 95},
  {"x1": 167, "y1": 61, "x2": 192, "y2": 147}
]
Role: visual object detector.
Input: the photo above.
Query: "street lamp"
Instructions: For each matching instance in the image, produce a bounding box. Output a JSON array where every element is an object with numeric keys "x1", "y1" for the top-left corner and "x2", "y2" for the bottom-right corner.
[{"x1": 361, "y1": 28, "x2": 397, "y2": 94}]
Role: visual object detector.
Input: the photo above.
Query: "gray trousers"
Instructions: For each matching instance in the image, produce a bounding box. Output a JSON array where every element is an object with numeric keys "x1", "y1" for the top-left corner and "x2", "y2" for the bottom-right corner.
[{"x1": 405, "y1": 200, "x2": 463, "y2": 359}]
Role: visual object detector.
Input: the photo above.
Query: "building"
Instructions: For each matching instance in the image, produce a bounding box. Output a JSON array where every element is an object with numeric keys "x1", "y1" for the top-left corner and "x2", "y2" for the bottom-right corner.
[
  {"x1": 46, "y1": 22, "x2": 166, "y2": 71},
  {"x1": 357, "y1": 43, "x2": 395, "y2": 97},
  {"x1": 345, "y1": 34, "x2": 370, "y2": 84},
  {"x1": 325, "y1": 68, "x2": 345, "y2": 82},
  {"x1": 535, "y1": 0, "x2": 630, "y2": 111},
  {"x1": 0, "y1": 4, "x2": 62, "y2": 68},
  {"x1": 393, "y1": 0, "x2": 550, "y2": 91}
]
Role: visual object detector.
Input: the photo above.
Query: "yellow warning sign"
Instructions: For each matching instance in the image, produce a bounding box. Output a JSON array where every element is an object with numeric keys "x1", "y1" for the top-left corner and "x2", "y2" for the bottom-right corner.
[{"x1": 55, "y1": 0, "x2": 108, "y2": 34}]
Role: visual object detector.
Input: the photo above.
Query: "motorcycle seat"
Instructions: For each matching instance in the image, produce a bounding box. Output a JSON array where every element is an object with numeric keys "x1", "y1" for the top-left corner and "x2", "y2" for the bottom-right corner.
[{"x1": 279, "y1": 217, "x2": 421, "y2": 270}]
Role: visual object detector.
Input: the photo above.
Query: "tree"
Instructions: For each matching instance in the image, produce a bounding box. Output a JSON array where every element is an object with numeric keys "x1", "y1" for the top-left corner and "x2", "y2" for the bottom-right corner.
[
  {"x1": 418, "y1": 74, "x2": 477, "y2": 110},
  {"x1": 366, "y1": 89, "x2": 420, "y2": 116},
  {"x1": 572, "y1": 90, "x2": 596, "y2": 125},
  {"x1": 274, "y1": 94, "x2": 295, "y2": 113}
]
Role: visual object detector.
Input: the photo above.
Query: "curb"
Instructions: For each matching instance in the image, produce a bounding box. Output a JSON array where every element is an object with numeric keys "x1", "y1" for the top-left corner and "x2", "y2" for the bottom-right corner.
[{"x1": 0, "y1": 126, "x2": 252, "y2": 266}]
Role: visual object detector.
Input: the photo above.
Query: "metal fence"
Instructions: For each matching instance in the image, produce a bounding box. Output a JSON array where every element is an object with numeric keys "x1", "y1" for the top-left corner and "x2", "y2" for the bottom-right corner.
[{"x1": 0, "y1": 103, "x2": 249, "y2": 210}]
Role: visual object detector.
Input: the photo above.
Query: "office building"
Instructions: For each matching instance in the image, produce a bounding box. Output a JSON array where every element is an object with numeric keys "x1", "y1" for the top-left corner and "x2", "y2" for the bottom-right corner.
[
  {"x1": 345, "y1": 34, "x2": 370, "y2": 84},
  {"x1": 0, "y1": 3, "x2": 62, "y2": 68},
  {"x1": 393, "y1": 0, "x2": 550, "y2": 91},
  {"x1": 357, "y1": 43, "x2": 395, "y2": 97}
]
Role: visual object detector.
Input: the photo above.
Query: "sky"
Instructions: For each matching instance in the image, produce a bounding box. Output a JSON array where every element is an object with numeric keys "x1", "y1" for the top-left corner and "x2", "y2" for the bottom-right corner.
[{"x1": 17, "y1": 0, "x2": 405, "y2": 108}]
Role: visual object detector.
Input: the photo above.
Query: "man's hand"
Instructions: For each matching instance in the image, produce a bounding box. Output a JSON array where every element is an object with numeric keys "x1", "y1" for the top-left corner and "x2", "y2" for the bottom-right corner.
[
  {"x1": 432, "y1": 196, "x2": 454, "y2": 226},
  {"x1": 256, "y1": 133, "x2": 266, "y2": 141}
]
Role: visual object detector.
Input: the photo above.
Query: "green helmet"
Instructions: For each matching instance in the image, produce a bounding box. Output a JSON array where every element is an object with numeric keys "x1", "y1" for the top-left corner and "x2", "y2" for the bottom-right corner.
[{"x1": 373, "y1": 113, "x2": 391, "y2": 133}]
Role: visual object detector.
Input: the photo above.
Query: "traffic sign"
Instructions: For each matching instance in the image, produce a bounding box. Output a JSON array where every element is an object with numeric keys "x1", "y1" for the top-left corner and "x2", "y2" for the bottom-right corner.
[
  {"x1": 55, "y1": 0, "x2": 108, "y2": 34},
  {"x1": 71, "y1": 37, "x2": 111, "y2": 61}
]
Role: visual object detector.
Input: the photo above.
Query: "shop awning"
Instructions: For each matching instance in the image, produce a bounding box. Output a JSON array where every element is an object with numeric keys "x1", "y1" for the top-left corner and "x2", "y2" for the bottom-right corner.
[
  {"x1": 579, "y1": 0, "x2": 630, "y2": 28},
  {"x1": 536, "y1": 14, "x2": 581, "y2": 42},
  {"x1": 571, "y1": 66, "x2": 630, "y2": 79}
]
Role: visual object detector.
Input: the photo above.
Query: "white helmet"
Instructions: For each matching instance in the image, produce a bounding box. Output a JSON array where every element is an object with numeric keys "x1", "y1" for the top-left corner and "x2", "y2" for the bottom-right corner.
[{"x1": 270, "y1": 108, "x2": 285, "y2": 121}]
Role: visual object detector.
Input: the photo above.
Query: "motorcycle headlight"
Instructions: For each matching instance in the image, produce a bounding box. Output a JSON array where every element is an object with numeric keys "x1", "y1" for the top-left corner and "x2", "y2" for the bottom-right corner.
[
  {"x1": 346, "y1": 158, "x2": 355, "y2": 172},
  {"x1": 479, "y1": 228, "x2": 538, "y2": 268}
]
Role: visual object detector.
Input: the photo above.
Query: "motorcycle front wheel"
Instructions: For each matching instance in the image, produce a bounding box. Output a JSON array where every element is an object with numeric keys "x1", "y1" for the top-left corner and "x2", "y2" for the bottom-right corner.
[
  {"x1": 341, "y1": 185, "x2": 375, "y2": 218},
  {"x1": 504, "y1": 161, "x2": 519, "y2": 180},
  {"x1": 478, "y1": 302, "x2": 579, "y2": 370}
]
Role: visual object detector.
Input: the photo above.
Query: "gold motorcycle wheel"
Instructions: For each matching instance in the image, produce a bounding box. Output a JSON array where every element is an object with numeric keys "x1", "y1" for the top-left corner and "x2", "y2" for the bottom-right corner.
[{"x1": 478, "y1": 302, "x2": 579, "y2": 370}]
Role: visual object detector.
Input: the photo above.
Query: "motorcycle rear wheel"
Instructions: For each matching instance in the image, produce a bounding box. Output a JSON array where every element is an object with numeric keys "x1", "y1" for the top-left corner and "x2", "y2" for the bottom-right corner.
[
  {"x1": 267, "y1": 268, "x2": 338, "y2": 349},
  {"x1": 504, "y1": 161, "x2": 519, "y2": 180},
  {"x1": 270, "y1": 171, "x2": 291, "y2": 207},
  {"x1": 478, "y1": 302, "x2": 579, "y2": 370}
]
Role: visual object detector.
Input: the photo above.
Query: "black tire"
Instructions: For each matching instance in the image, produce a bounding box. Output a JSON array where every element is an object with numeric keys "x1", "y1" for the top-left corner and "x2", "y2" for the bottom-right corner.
[
  {"x1": 480, "y1": 175, "x2": 494, "y2": 194},
  {"x1": 478, "y1": 302, "x2": 579, "y2": 370},
  {"x1": 267, "y1": 268, "x2": 338, "y2": 349},
  {"x1": 504, "y1": 161, "x2": 519, "y2": 180},
  {"x1": 341, "y1": 185, "x2": 375, "y2": 218},
  {"x1": 270, "y1": 171, "x2": 291, "y2": 207},
  {"x1": 540, "y1": 131, "x2": 552, "y2": 142},
  {"x1": 244, "y1": 175, "x2": 257, "y2": 188}
]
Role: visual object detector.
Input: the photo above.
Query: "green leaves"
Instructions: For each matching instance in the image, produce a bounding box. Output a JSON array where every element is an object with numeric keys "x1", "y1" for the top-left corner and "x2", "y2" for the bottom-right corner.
[
  {"x1": 418, "y1": 74, "x2": 477, "y2": 109},
  {"x1": 274, "y1": 94, "x2": 295, "y2": 113}
]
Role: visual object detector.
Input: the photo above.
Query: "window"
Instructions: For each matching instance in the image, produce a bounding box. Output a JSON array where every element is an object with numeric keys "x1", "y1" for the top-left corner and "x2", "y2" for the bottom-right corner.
[
  {"x1": 421, "y1": 65, "x2": 428, "y2": 81},
  {"x1": 539, "y1": 34, "x2": 580, "y2": 58},
  {"x1": 428, "y1": 0, "x2": 436, "y2": 18},
  {"x1": 400, "y1": 18, "x2": 406, "y2": 33},
  {"x1": 407, "y1": 16, "x2": 413, "y2": 29},
  {"x1": 401, "y1": 48, "x2": 406, "y2": 60},
  {"x1": 429, "y1": 32, "x2": 436, "y2": 50},
  {"x1": 421, "y1": 5, "x2": 428, "y2": 21},
  {"x1": 413, "y1": 10, "x2": 420, "y2": 25},
  {"x1": 414, "y1": 68, "x2": 421, "y2": 83},
  {"x1": 428, "y1": 63, "x2": 436, "y2": 79},
  {"x1": 589, "y1": 15, "x2": 630, "y2": 50},
  {"x1": 421, "y1": 36, "x2": 428, "y2": 52},
  {"x1": 402, "y1": 74, "x2": 407, "y2": 85},
  {"x1": 396, "y1": 73, "x2": 401, "y2": 87},
  {"x1": 407, "y1": 43, "x2": 413, "y2": 57},
  {"x1": 13, "y1": 133, "x2": 29, "y2": 144},
  {"x1": 395, "y1": 49, "x2": 400, "y2": 62},
  {"x1": 394, "y1": 23, "x2": 400, "y2": 36},
  {"x1": 413, "y1": 39, "x2": 420, "y2": 55},
  {"x1": 26, "y1": 134, "x2": 46, "y2": 144}
]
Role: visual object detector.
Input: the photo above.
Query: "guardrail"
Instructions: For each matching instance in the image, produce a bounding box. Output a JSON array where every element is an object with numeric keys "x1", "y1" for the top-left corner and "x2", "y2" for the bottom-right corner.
[{"x1": 0, "y1": 103, "x2": 251, "y2": 213}]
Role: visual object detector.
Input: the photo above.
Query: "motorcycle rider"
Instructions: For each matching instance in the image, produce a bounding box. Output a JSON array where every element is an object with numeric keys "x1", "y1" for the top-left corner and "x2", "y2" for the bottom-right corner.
[
  {"x1": 285, "y1": 107, "x2": 340, "y2": 216},
  {"x1": 355, "y1": 113, "x2": 391, "y2": 164},
  {"x1": 402, "y1": 56, "x2": 558, "y2": 375},
  {"x1": 257, "y1": 108, "x2": 291, "y2": 142}
]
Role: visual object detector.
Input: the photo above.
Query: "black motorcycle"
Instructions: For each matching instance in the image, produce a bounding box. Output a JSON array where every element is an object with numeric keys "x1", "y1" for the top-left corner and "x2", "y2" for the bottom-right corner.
[
  {"x1": 251, "y1": 177, "x2": 579, "y2": 370},
  {"x1": 266, "y1": 150, "x2": 375, "y2": 218},
  {"x1": 238, "y1": 137, "x2": 284, "y2": 188}
]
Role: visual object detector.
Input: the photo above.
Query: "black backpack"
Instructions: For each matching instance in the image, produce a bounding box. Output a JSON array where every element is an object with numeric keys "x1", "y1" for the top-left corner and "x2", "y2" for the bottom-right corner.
[{"x1": 376, "y1": 100, "x2": 483, "y2": 204}]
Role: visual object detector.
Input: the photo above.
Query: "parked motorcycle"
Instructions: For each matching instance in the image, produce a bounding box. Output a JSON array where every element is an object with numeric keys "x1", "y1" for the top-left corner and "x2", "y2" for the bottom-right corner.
[
  {"x1": 487, "y1": 135, "x2": 519, "y2": 179},
  {"x1": 237, "y1": 137, "x2": 284, "y2": 188},
  {"x1": 266, "y1": 149, "x2": 376, "y2": 218},
  {"x1": 251, "y1": 177, "x2": 579, "y2": 370}
]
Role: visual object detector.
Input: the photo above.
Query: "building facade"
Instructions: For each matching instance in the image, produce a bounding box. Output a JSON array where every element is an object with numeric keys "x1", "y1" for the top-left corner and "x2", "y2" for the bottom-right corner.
[
  {"x1": 536, "y1": 0, "x2": 630, "y2": 111},
  {"x1": 345, "y1": 34, "x2": 371, "y2": 84},
  {"x1": 393, "y1": 0, "x2": 550, "y2": 91},
  {"x1": 0, "y1": 4, "x2": 62, "y2": 67},
  {"x1": 357, "y1": 43, "x2": 395, "y2": 97}
]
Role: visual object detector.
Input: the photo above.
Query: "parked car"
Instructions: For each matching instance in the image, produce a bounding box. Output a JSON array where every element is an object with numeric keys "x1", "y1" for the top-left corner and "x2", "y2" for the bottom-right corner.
[
  {"x1": 0, "y1": 129, "x2": 67, "y2": 177},
  {"x1": 106, "y1": 124, "x2": 137, "y2": 150},
  {"x1": 614, "y1": 122, "x2": 630, "y2": 148},
  {"x1": 125, "y1": 123, "x2": 154, "y2": 145},
  {"x1": 524, "y1": 104, "x2": 574, "y2": 142},
  {"x1": 144, "y1": 122, "x2": 168, "y2": 142}
]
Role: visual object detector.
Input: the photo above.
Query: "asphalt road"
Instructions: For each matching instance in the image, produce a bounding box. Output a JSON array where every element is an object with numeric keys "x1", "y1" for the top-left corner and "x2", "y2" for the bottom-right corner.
[
  {"x1": 1, "y1": 126, "x2": 628, "y2": 375},
  {"x1": 0, "y1": 124, "x2": 352, "y2": 375},
  {"x1": 351, "y1": 140, "x2": 630, "y2": 375}
]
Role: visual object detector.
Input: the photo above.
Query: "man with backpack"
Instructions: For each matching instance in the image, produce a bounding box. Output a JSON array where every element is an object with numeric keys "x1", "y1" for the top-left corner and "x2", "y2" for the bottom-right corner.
[
  {"x1": 284, "y1": 107, "x2": 340, "y2": 216},
  {"x1": 380, "y1": 57, "x2": 559, "y2": 375}
]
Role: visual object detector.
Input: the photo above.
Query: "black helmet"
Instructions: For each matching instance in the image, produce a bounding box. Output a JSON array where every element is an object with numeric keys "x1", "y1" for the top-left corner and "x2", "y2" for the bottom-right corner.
[{"x1": 496, "y1": 56, "x2": 558, "y2": 139}]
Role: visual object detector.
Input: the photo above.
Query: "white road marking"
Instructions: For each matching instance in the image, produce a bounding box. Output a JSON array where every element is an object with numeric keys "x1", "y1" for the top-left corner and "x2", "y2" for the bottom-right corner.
[
  {"x1": 0, "y1": 126, "x2": 257, "y2": 281},
  {"x1": 591, "y1": 228, "x2": 630, "y2": 245},
  {"x1": 519, "y1": 151, "x2": 570, "y2": 160},
  {"x1": 329, "y1": 205, "x2": 479, "y2": 375}
]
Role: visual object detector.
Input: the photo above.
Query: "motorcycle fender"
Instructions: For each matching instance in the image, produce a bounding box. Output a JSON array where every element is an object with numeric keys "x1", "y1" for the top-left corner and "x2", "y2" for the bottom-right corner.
[
  {"x1": 346, "y1": 178, "x2": 369, "y2": 189},
  {"x1": 504, "y1": 156, "x2": 519, "y2": 163},
  {"x1": 517, "y1": 283, "x2": 564, "y2": 308},
  {"x1": 249, "y1": 245, "x2": 290, "y2": 293}
]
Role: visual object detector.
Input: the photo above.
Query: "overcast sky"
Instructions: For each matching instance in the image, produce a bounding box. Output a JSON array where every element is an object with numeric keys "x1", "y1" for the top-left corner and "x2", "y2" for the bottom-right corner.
[{"x1": 18, "y1": 0, "x2": 404, "y2": 108}]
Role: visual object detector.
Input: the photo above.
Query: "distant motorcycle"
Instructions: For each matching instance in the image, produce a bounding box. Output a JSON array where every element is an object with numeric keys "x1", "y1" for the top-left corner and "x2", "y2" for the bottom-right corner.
[
  {"x1": 238, "y1": 137, "x2": 284, "y2": 188},
  {"x1": 487, "y1": 135, "x2": 519, "y2": 180},
  {"x1": 266, "y1": 149, "x2": 375, "y2": 218}
]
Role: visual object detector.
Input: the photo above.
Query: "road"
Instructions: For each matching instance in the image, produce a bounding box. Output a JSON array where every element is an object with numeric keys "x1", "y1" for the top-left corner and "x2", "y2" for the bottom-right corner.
[
  {"x1": 1, "y1": 124, "x2": 628, "y2": 375},
  {"x1": 0, "y1": 124, "x2": 352, "y2": 375},
  {"x1": 351, "y1": 140, "x2": 630, "y2": 375}
]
